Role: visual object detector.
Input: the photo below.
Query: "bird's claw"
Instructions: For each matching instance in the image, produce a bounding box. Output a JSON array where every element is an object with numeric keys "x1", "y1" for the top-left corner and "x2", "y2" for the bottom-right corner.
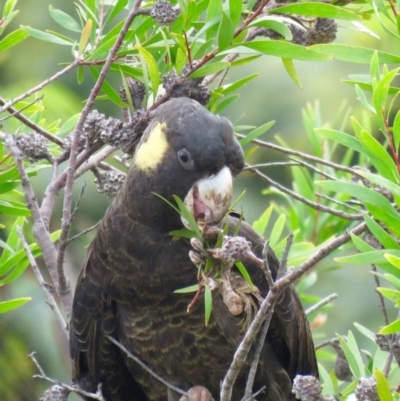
[{"x1": 179, "y1": 386, "x2": 214, "y2": 401}]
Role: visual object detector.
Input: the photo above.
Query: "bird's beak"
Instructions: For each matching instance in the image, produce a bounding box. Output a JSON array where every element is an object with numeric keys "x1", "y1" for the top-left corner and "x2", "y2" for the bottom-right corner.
[{"x1": 182, "y1": 166, "x2": 233, "y2": 229}]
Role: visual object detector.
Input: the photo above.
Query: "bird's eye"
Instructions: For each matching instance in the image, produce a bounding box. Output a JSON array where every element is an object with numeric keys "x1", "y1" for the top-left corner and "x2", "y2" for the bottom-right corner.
[{"x1": 177, "y1": 149, "x2": 194, "y2": 169}]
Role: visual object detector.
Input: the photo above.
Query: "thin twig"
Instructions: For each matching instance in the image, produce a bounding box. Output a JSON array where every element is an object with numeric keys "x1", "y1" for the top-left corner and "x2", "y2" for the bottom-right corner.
[
  {"x1": 0, "y1": 96, "x2": 44, "y2": 122},
  {"x1": 5, "y1": 135, "x2": 73, "y2": 314},
  {"x1": 74, "y1": 145, "x2": 119, "y2": 179},
  {"x1": 242, "y1": 161, "x2": 300, "y2": 170},
  {"x1": 288, "y1": 157, "x2": 338, "y2": 181},
  {"x1": 315, "y1": 193, "x2": 360, "y2": 212},
  {"x1": 249, "y1": 166, "x2": 364, "y2": 221},
  {"x1": 0, "y1": 59, "x2": 80, "y2": 114},
  {"x1": 220, "y1": 222, "x2": 367, "y2": 401},
  {"x1": 106, "y1": 335, "x2": 188, "y2": 397},
  {"x1": 306, "y1": 293, "x2": 338, "y2": 316},
  {"x1": 67, "y1": 221, "x2": 101, "y2": 245},
  {"x1": 16, "y1": 226, "x2": 69, "y2": 337},
  {"x1": 242, "y1": 315, "x2": 273, "y2": 401},
  {"x1": 237, "y1": 134, "x2": 361, "y2": 176},
  {"x1": 29, "y1": 352, "x2": 105, "y2": 400},
  {"x1": 261, "y1": 241, "x2": 274, "y2": 289},
  {"x1": 278, "y1": 233, "x2": 293, "y2": 279},
  {"x1": 56, "y1": 1, "x2": 144, "y2": 291}
]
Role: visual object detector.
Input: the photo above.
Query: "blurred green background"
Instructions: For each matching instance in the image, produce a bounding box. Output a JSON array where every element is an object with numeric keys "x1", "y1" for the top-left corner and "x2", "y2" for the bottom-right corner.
[{"x1": 0, "y1": 1, "x2": 397, "y2": 399}]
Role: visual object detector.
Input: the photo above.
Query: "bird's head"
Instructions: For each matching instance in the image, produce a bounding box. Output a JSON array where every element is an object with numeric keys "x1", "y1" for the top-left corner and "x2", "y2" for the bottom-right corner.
[{"x1": 124, "y1": 97, "x2": 244, "y2": 231}]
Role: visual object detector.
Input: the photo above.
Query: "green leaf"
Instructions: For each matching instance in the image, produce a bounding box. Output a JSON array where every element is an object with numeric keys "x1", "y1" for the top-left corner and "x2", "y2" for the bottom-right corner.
[
  {"x1": 315, "y1": 128, "x2": 363, "y2": 153},
  {"x1": 318, "y1": 363, "x2": 334, "y2": 397},
  {"x1": 218, "y1": 11, "x2": 235, "y2": 51},
  {"x1": 235, "y1": 261, "x2": 253, "y2": 289},
  {"x1": 337, "y1": 333, "x2": 364, "y2": 379},
  {"x1": 214, "y1": 94, "x2": 239, "y2": 113},
  {"x1": 269, "y1": 214, "x2": 286, "y2": 248},
  {"x1": 248, "y1": 17, "x2": 292, "y2": 40},
  {"x1": 282, "y1": 57, "x2": 301, "y2": 88},
  {"x1": 58, "y1": 113, "x2": 81, "y2": 136},
  {"x1": 364, "y1": 214, "x2": 400, "y2": 250},
  {"x1": 252, "y1": 205, "x2": 274, "y2": 236},
  {"x1": 77, "y1": 65, "x2": 84, "y2": 84},
  {"x1": 355, "y1": 84, "x2": 376, "y2": 113},
  {"x1": 393, "y1": 108, "x2": 400, "y2": 152},
  {"x1": 229, "y1": 0, "x2": 242, "y2": 26},
  {"x1": 370, "y1": 51, "x2": 380, "y2": 83},
  {"x1": 270, "y1": 2, "x2": 363, "y2": 20},
  {"x1": 377, "y1": 287, "x2": 400, "y2": 307},
  {"x1": 220, "y1": 74, "x2": 260, "y2": 95},
  {"x1": 354, "y1": 322, "x2": 376, "y2": 343},
  {"x1": 21, "y1": 26, "x2": 73, "y2": 45},
  {"x1": 135, "y1": 44, "x2": 160, "y2": 99},
  {"x1": 356, "y1": 170, "x2": 400, "y2": 201},
  {"x1": 169, "y1": 227, "x2": 198, "y2": 239},
  {"x1": 239, "y1": 121, "x2": 275, "y2": 146},
  {"x1": 206, "y1": 0, "x2": 222, "y2": 40},
  {"x1": 336, "y1": 249, "x2": 400, "y2": 266},
  {"x1": 0, "y1": 199, "x2": 30, "y2": 216},
  {"x1": 49, "y1": 5, "x2": 81, "y2": 32},
  {"x1": 172, "y1": 195, "x2": 202, "y2": 239},
  {"x1": 357, "y1": 130, "x2": 399, "y2": 182},
  {"x1": 375, "y1": 368, "x2": 393, "y2": 400},
  {"x1": 3, "y1": 0, "x2": 18, "y2": 17},
  {"x1": 90, "y1": 67, "x2": 126, "y2": 106},
  {"x1": 0, "y1": 29, "x2": 29, "y2": 52},
  {"x1": 317, "y1": 181, "x2": 400, "y2": 236},
  {"x1": 0, "y1": 297, "x2": 31, "y2": 314},
  {"x1": 105, "y1": 0, "x2": 128, "y2": 24},
  {"x1": 190, "y1": 61, "x2": 231, "y2": 78},
  {"x1": 310, "y1": 44, "x2": 400, "y2": 64},
  {"x1": 373, "y1": 68, "x2": 400, "y2": 132},
  {"x1": 386, "y1": 253, "x2": 400, "y2": 271},
  {"x1": 0, "y1": 216, "x2": 24, "y2": 265},
  {"x1": 174, "y1": 284, "x2": 200, "y2": 293},
  {"x1": 204, "y1": 285, "x2": 212, "y2": 326},
  {"x1": 373, "y1": 271, "x2": 400, "y2": 292},
  {"x1": 240, "y1": 40, "x2": 331, "y2": 61},
  {"x1": 79, "y1": 18, "x2": 93, "y2": 55},
  {"x1": 379, "y1": 319, "x2": 400, "y2": 334}
]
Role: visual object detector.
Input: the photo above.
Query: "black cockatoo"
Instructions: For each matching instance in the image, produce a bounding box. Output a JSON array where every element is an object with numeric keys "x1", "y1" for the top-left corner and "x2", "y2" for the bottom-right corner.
[{"x1": 70, "y1": 97, "x2": 318, "y2": 401}]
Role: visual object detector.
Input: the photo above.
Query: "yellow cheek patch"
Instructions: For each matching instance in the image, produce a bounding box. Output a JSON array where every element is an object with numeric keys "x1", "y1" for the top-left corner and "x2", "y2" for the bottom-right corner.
[{"x1": 134, "y1": 122, "x2": 169, "y2": 171}]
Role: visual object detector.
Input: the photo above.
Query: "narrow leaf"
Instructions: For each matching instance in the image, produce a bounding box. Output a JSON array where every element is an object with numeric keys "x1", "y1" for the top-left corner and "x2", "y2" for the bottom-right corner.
[
  {"x1": 270, "y1": 3, "x2": 363, "y2": 21},
  {"x1": 240, "y1": 121, "x2": 275, "y2": 146},
  {"x1": 0, "y1": 297, "x2": 31, "y2": 314},
  {"x1": 190, "y1": 61, "x2": 231, "y2": 78},
  {"x1": 310, "y1": 44, "x2": 400, "y2": 64},
  {"x1": 235, "y1": 261, "x2": 253, "y2": 288},
  {"x1": 79, "y1": 18, "x2": 93, "y2": 55},
  {"x1": 375, "y1": 368, "x2": 394, "y2": 401},
  {"x1": 174, "y1": 284, "x2": 200, "y2": 293},
  {"x1": 0, "y1": 29, "x2": 29, "y2": 52},
  {"x1": 218, "y1": 11, "x2": 235, "y2": 51},
  {"x1": 20, "y1": 26, "x2": 73, "y2": 45},
  {"x1": 49, "y1": 5, "x2": 81, "y2": 32},
  {"x1": 204, "y1": 285, "x2": 212, "y2": 326},
  {"x1": 135, "y1": 44, "x2": 160, "y2": 99},
  {"x1": 282, "y1": 57, "x2": 302, "y2": 88}
]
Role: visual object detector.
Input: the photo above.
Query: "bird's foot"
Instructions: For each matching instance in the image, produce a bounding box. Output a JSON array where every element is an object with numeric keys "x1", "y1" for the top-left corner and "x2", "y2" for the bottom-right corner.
[{"x1": 179, "y1": 386, "x2": 214, "y2": 401}]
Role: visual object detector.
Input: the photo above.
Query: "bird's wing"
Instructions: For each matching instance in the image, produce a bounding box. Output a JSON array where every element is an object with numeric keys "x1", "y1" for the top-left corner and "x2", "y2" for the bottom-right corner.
[
  {"x1": 223, "y1": 214, "x2": 319, "y2": 380},
  {"x1": 70, "y1": 241, "x2": 147, "y2": 401}
]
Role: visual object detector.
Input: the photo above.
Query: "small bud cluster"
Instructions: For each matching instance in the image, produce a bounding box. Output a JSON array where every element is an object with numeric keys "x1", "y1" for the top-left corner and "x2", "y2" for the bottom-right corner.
[
  {"x1": 81, "y1": 110, "x2": 149, "y2": 154},
  {"x1": 331, "y1": 341, "x2": 353, "y2": 382},
  {"x1": 119, "y1": 78, "x2": 146, "y2": 110},
  {"x1": 150, "y1": 1, "x2": 180, "y2": 25},
  {"x1": 290, "y1": 18, "x2": 337, "y2": 46},
  {"x1": 95, "y1": 170, "x2": 126, "y2": 198},
  {"x1": 162, "y1": 68, "x2": 211, "y2": 106},
  {"x1": 15, "y1": 132, "x2": 50, "y2": 162},
  {"x1": 376, "y1": 333, "x2": 400, "y2": 363},
  {"x1": 40, "y1": 385, "x2": 69, "y2": 401},
  {"x1": 355, "y1": 377, "x2": 379, "y2": 401},
  {"x1": 82, "y1": 109, "x2": 106, "y2": 147},
  {"x1": 292, "y1": 375, "x2": 322, "y2": 401}
]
